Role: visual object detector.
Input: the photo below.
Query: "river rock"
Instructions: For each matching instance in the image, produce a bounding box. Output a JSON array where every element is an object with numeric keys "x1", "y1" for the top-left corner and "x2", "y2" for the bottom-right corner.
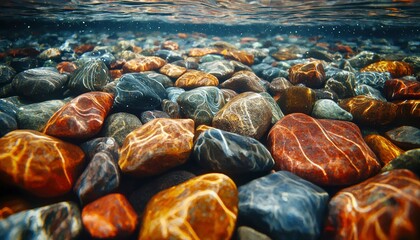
[
  {"x1": 198, "y1": 60, "x2": 235, "y2": 80},
  {"x1": 311, "y1": 99, "x2": 353, "y2": 121},
  {"x1": 238, "y1": 171, "x2": 329, "y2": 240},
  {"x1": 194, "y1": 128, "x2": 274, "y2": 175},
  {"x1": 138, "y1": 173, "x2": 238, "y2": 240},
  {"x1": 355, "y1": 72, "x2": 391, "y2": 90},
  {"x1": 384, "y1": 79, "x2": 420, "y2": 100},
  {"x1": 12, "y1": 67, "x2": 67, "y2": 100},
  {"x1": 119, "y1": 118, "x2": 194, "y2": 177},
  {"x1": 82, "y1": 193, "x2": 138, "y2": 239},
  {"x1": 220, "y1": 70, "x2": 266, "y2": 93},
  {"x1": 0, "y1": 130, "x2": 85, "y2": 197},
  {"x1": 177, "y1": 86, "x2": 225, "y2": 126},
  {"x1": 159, "y1": 63, "x2": 187, "y2": 78},
  {"x1": 0, "y1": 112, "x2": 17, "y2": 137},
  {"x1": 324, "y1": 169, "x2": 420, "y2": 240},
  {"x1": 385, "y1": 126, "x2": 420, "y2": 150},
  {"x1": 289, "y1": 61, "x2": 326, "y2": 88},
  {"x1": 276, "y1": 86, "x2": 317, "y2": 115},
  {"x1": 162, "y1": 99, "x2": 181, "y2": 118},
  {"x1": 16, "y1": 99, "x2": 66, "y2": 131},
  {"x1": 361, "y1": 60, "x2": 413, "y2": 78},
  {"x1": 122, "y1": 56, "x2": 166, "y2": 73},
  {"x1": 0, "y1": 202, "x2": 81, "y2": 240},
  {"x1": 166, "y1": 86, "x2": 185, "y2": 102},
  {"x1": 101, "y1": 112, "x2": 142, "y2": 146},
  {"x1": 259, "y1": 92, "x2": 284, "y2": 124},
  {"x1": 175, "y1": 70, "x2": 219, "y2": 89},
  {"x1": 237, "y1": 226, "x2": 272, "y2": 240},
  {"x1": 395, "y1": 99, "x2": 420, "y2": 127},
  {"x1": 213, "y1": 92, "x2": 272, "y2": 139},
  {"x1": 381, "y1": 149, "x2": 420, "y2": 175},
  {"x1": 43, "y1": 91, "x2": 114, "y2": 139},
  {"x1": 347, "y1": 51, "x2": 381, "y2": 68},
  {"x1": 68, "y1": 60, "x2": 110, "y2": 93},
  {"x1": 0, "y1": 65, "x2": 16, "y2": 85},
  {"x1": 140, "y1": 110, "x2": 170, "y2": 123},
  {"x1": 354, "y1": 84, "x2": 387, "y2": 101},
  {"x1": 267, "y1": 113, "x2": 381, "y2": 186},
  {"x1": 364, "y1": 134, "x2": 405, "y2": 166}
]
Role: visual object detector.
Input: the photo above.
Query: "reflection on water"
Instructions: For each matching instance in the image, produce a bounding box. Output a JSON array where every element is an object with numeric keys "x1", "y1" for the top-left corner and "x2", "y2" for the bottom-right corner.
[{"x1": 0, "y1": 0, "x2": 419, "y2": 26}]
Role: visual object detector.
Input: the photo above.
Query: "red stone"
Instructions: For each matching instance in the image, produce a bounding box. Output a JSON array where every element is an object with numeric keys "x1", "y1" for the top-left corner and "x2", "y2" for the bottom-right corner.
[
  {"x1": 324, "y1": 169, "x2": 420, "y2": 240},
  {"x1": 361, "y1": 60, "x2": 413, "y2": 78},
  {"x1": 74, "y1": 44, "x2": 95, "y2": 54},
  {"x1": 0, "y1": 196, "x2": 30, "y2": 219},
  {"x1": 289, "y1": 61, "x2": 326, "y2": 88},
  {"x1": 43, "y1": 91, "x2": 114, "y2": 139},
  {"x1": 385, "y1": 79, "x2": 420, "y2": 100},
  {"x1": 267, "y1": 113, "x2": 381, "y2": 186},
  {"x1": 364, "y1": 134, "x2": 404, "y2": 166},
  {"x1": 7, "y1": 48, "x2": 40, "y2": 57},
  {"x1": 56, "y1": 61, "x2": 77, "y2": 74},
  {"x1": 0, "y1": 130, "x2": 85, "y2": 197},
  {"x1": 122, "y1": 56, "x2": 166, "y2": 73},
  {"x1": 82, "y1": 193, "x2": 138, "y2": 239}
]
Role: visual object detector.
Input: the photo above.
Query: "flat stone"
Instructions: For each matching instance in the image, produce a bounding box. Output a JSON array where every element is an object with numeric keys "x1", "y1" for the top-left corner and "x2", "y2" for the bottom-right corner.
[
  {"x1": 237, "y1": 226, "x2": 272, "y2": 240},
  {"x1": 361, "y1": 60, "x2": 413, "y2": 78},
  {"x1": 68, "y1": 60, "x2": 111, "y2": 93},
  {"x1": 220, "y1": 49, "x2": 254, "y2": 65},
  {"x1": 43, "y1": 91, "x2": 114, "y2": 139},
  {"x1": 114, "y1": 73, "x2": 167, "y2": 112},
  {"x1": 0, "y1": 202, "x2": 81, "y2": 240},
  {"x1": 238, "y1": 171, "x2": 329, "y2": 240},
  {"x1": 213, "y1": 92, "x2": 272, "y2": 139},
  {"x1": 188, "y1": 48, "x2": 220, "y2": 57},
  {"x1": 385, "y1": 79, "x2": 420, "y2": 100},
  {"x1": 194, "y1": 128, "x2": 274, "y2": 175},
  {"x1": 156, "y1": 49, "x2": 183, "y2": 62},
  {"x1": 289, "y1": 61, "x2": 325, "y2": 88},
  {"x1": 82, "y1": 193, "x2": 138, "y2": 239},
  {"x1": 159, "y1": 63, "x2": 187, "y2": 78},
  {"x1": 324, "y1": 169, "x2": 420, "y2": 240},
  {"x1": 348, "y1": 51, "x2": 381, "y2": 68},
  {"x1": 177, "y1": 86, "x2": 226, "y2": 126},
  {"x1": 385, "y1": 126, "x2": 420, "y2": 150},
  {"x1": 0, "y1": 130, "x2": 85, "y2": 197},
  {"x1": 0, "y1": 112, "x2": 17, "y2": 137},
  {"x1": 220, "y1": 70, "x2": 266, "y2": 93},
  {"x1": 276, "y1": 86, "x2": 316, "y2": 115},
  {"x1": 364, "y1": 134, "x2": 405, "y2": 166},
  {"x1": 267, "y1": 113, "x2": 381, "y2": 186},
  {"x1": 175, "y1": 70, "x2": 219, "y2": 89},
  {"x1": 38, "y1": 48, "x2": 61, "y2": 60},
  {"x1": 339, "y1": 95, "x2": 398, "y2": 126},
  {"x1": 12, "y1": 67, "x2": 67, "y2": 100},
  {"x1": 381, "y1": 149, "x2": 420, "y2": 175},
  {"x1": 119, "y1": 118, "x2": 194, "y2": 177},
  {"x1": 267, "y1": 77, "x2": 293, "y2": 96},
  {"x1": 312, "y1": 99, "x2": 353, "y2": 121},
  {"x1": 140, "y1": 110, "x2": 170, "y2": 124},
  {"x1": 101, "y1": 112, "x2": 142, "y2": 146},
  {"x1": 16, "y1": 99, "x2": 66, "y2": 131},
  {"x1": 141, "y1": 71, "x2": 173, "y2": 88},
  {"x1": 138, "y1": 173, "x2": 238, "y2": 240},
  {"x1": 198, "y1": 60, "x2": 235, "y2": 80},
  {"x1": 122, "y1": 56, "x2": 166, "y2": 73}
]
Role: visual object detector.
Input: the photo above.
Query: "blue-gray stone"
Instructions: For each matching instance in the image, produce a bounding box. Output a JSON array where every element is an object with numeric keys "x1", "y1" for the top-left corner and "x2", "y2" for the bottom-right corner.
[
  {"x1": 261, "y1": 67, "x2": 281, "y2": 81},
  {"x1": 80, "y1": 137, "x2": 119, "y2": 161},
  {"x1": 142, "y1": 71, "x2": 173, "y2": 88},
  {"x1": 199, "y1": 54, "x2": 224, "y2": 63},
  {"x1": 238, "y1": 171, "x2": 329, "y2": 240},
  {"x1": 259, "y1": 92, "x2": 284, "y2": 124},
  {"x1": 140, "y1": 110, "x2": 170, "y2": 124},
  {"x1": 177, "y1": 86, "x2": 225, "y2": 126},
  {"x1": 11, "y1": 57, "x2": 40, "y2": 73},
  {"x1": 252, "y1": 63, "x2": 272, "y2": 76},
  {"x1": 355, "y1": 72, "x2": 391, "y2": 90},
  {"x1": 312, "y1": 99, "x2": 353, "y2": 121},
  {"x1": 68, "y1": 60, "x2": 111, "y2": 93},
  {"x1": 166, "y1": 86, "x2": 185, "y2": 102},
  {"x1": 16, "y1": 99, "x2": 66, "y2": 131},
  {"x1": 354, "y1": 84, "x2": 387, "y2": 101},
  {"x1": 0, "y1": 65, "x2": 16, "y2": 85},
  {"x1": 198, "y1": 60, "x2": 235, "y2": 80},
  {"x1": 0, "y1": 201, "x2": 82, "y2": 240},
  {"x1": 0, "y1": 112, "x2": 17, "y2": 137},
  {"x1": 0, "y1": 98, "x2": 18, "y2": 118},
  {"x1": 194, "y1": 128, "x2": 274, "y2": 175},
  {"x1": 324, "y1": 67, "x2": 356, "y2": 98},
  {"x1": 156, "y1": 49, "x2": 183, "y2": 62},
  {"x1": 79, "y1": 49, "x2": 116, "y2": 67},
  {"x1": 101, "y1": 112, "x2": 142, "y2": 146},
  {"x1": 114, "y1": 73, "x2": 167, "y2": 112}
]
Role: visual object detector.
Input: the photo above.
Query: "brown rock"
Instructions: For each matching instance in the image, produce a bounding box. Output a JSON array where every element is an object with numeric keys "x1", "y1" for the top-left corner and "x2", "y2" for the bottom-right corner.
[
  {"x1": 364, "y1": 134, "x2": 405, "y2": 166},
  {"x1": 159, "y1": 63, "x2": 187, "y2": 79},
  {"x1": 175, "y1": 70, "x2": 219, "y2": 89},
  {"x1": 122, "y1": 56, "x2": 166, "y2": 73},
  {"x1": 361, "y1": 60, "x2": 413, "y2": 78},
  {"x1": 220, "y1": 70, "x2": 266, "y2": 93},
  {"x1": 276, "y1": 86, "x2": 317, "y2": 115},
  {"x1": 289, "y1": 61, "x2": 326, "y2": 88},
  {"x1": 385, "y1": 79, "x2": 420, "y2": 100},
  {"x1": 56, "y1": 61, "x2": 77, "y2": 74},
  {"x1": 188, "y1": 48, "x2": 219, "y2": 57},
  {"x1": 395, "y1": 99, "x2": 420, "y2": 127},
  {"x1": 161, "y1": 40, "x2": 179, "y2": 50}
]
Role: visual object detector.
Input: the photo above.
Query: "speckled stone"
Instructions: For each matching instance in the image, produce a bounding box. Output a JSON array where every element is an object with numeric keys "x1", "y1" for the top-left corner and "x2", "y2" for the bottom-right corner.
[
  {"x1": 385, "y1": 79, "x2": 420, "y2": 100},
  {"x1": 381, "y1": 149, "x2": 420, "y2": 175},
  {"x1": 67, "y1": 60, "x2": 110, "y2": 93},
  {"x1": 220, "y1": 70, "x2": 266, "y2": 93},
  {"x1": 194, "y1": 128, "x2": 274, "y2": 175},
  {"x1": 324, "y1": 169, "x2": 420, "y2": 240},
  {"x1": 361, "y1": 60, "x2": 413, "y2": 78},
  {"x1": 140, "y1": 110, "x2": 170, "y2": 124},
  {"x1": 0, "y1": 202, "x2": 82, "y2": 240},
  {"x1": 128, "y1": 170, "x2": 196, "y2": 216},
  {"x1": 161, "y1": 99, "x2": 181, "y2": 119},
  {"x1": 43, "y1": 91, "x2": 114, "y2": 139},
  {"x1": 238, "y1": 171, "x2": 329, "y2": 240},
  {"x1": 289, "y1": 61, "x2": 326, "y2": 88},
  {"x1": 138, "y1": 173, "x2": 238, "y2": 240},
  {"x1": 0, "y1": 130, "x2": 85, "y2": 197},
  {"x1": 276, "y1": 86, "x2": 317, "y2": 115},
  {"x1": 311, "y1": 99, "x2": 353, "y2": 121},
  {"x1": 355, "y1": 72, "x2": 391, "y2": 90},
  {"x1": 385, "y1": 126, "x2": 420, "y2": 150},
  {"x1": 119, "y1": 118, "x2": 194, "y2": 177},
  {"x1": 122, "y1": 56, "x2": 166, "y2": 73},
  {"x1": 12, "y1": 67, "x2": 67, "y2": 100},
  {"x1": 267, "y1": 113, "x2": 381, "y2": 186},
  {"x1": 113, "y1": 73, "x2": 167, "y2": 112},
  {"x1": 198, "y1": 60, "x2": 235, "y2": 80},
  {"x1": 159, "y1": 63, "x2": 187, "y2": 79},
  {"x1": 324, "y1": 68, "x2": 356, "y2": 98},
  {"x1": 82, "y1": 193, "x2": 138, "y2": 239},
  {"x1": 16, "y1": 99, "x2": 66, "y2": 131},
  {"x1": 237, "y1": 226, "x2": 272, "y2": 240},
  {"x1": 0, "y1": 112, "x2": 17, "y2": 137},
  {"x1": 101, "y1": 112, "x2": 142, "y2": 146},
  {"x1": 213, "y1": 92, "x2": 272, "y2": 139},
  {"x1": 364, "y1": 134, "x2": 405, "y2": 166},
  {"x1": 339, "y1": 95, "x2": 398, "y2": 126},
  {"x1": 354, "y1": 84, "x2": 387, "y2": 101},
  {"x1": 175, "y1": 70, "x2": 219, "y2": 89},
  {"x1": 220, "y1": 88, "x2": 238, "y2": 102},
  {"x1": 177, "y1": 86, "x2": 226, "y2": 126}
]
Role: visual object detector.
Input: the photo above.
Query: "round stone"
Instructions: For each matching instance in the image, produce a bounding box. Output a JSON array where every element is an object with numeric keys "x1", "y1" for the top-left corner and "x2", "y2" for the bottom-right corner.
[
  {"x1": 101, "y1": 112, "x2": 142, "y2": 146},
  {"x1": 289, "y1": 61, "x2": 326, "y2": 88},
  {"x1": 68, "y1": 60, "x2": 111, "y2": 94},
  {"x1": 311, "y1": 99, "x2": 353, "y2": 121},
  {"x1": 175, "y1": 70, "x2": 219, "y2": 89},
  {"x1": 220, "y1": 70, "x2": 266, "y2": 93},
  {"x1": 198, "y1": 60, "x2": 235, "y2": 80}
]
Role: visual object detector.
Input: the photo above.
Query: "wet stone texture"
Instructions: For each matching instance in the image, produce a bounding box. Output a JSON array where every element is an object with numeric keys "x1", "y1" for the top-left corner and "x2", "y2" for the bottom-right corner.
[
  {"x1": 364, "y1": 134, "x2": 405, "y2": 166},
  {"x1": 267, "y1": 113, "x2": 381, "y2": 186},
  {"x1": 138, "y1": 173, "x2": 238, "y2": 240},
  {"x1": 361, "y1": 60, "x2": 413, "y2": 78},
  {"x1": 175, "y1": 69, "x2": 219, "y2": 89},
  {"x1": 385, "y1": 78, "x2": 420, "y2": 100},
  {"x1": 289, "y1": 61, "x2": 326, "y2": 88},
  {"x1": 324, "y1": 169, "x2": 420, "y2": 240}
]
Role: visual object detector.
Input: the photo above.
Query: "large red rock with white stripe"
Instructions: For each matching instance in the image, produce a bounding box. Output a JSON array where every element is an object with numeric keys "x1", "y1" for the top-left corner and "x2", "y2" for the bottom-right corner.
[{"x1": 267, "y1": 113, "x2": 381, "y2": 186}]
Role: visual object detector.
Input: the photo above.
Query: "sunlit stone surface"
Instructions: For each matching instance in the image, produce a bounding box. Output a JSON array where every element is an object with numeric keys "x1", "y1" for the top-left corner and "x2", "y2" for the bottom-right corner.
[
  {"x1": 122, "y1": 56, "x2": 166, "y2": 73},
  {"x1": 0, "y1": 130, "x2": 85, "y2": 197},
  {"x1": 361, "y1": 60, "x2": 413, "y2": 78},
  {"x1": 364, "y1": 134, "x2": 404, "y2": 166},
  {"x1": 138, "y1": 173, "x2": 238, "y2": 240},
  {"x1": 289, "y1": 61, "x2": 326, "y2": 88},
  {"x1": 385, "y1": 79, "x2": 420, "y2": 100},
  {"x1": 175, "y1": 70, "x2": 219, "y2": 89}
]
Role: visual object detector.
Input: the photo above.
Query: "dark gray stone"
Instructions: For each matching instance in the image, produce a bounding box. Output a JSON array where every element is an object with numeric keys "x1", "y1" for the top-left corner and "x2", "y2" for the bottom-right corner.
[
  {"x1": 68, "y1": 60, "x2": 111, "y2": 93},
  {"x1": 0, "y1": 112, "x2": 17, "y2": 137},
  {"x1": 101, "y1": 112, "x2": 142, "y2": 146},
  {"x1": 16, "y1": 99, "x2": 66, "y2": 131}
]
